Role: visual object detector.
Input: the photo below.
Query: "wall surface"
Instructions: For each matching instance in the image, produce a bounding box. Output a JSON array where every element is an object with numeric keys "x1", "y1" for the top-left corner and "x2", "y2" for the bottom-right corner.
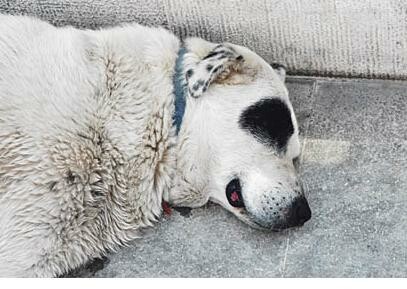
[{"x1": 1, "y1": 0, "x2": 407, "y2": 79}]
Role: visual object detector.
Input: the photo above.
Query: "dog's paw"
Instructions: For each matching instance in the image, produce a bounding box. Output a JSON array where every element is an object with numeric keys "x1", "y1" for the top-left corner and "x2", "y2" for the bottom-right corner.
[{"x1": 185, "y1": 44, "x2": 244, "y2": 98}]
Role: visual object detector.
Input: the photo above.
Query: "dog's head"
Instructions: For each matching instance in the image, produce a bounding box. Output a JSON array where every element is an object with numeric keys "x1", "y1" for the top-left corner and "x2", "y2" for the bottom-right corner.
[{"x1": 168, "y1": 38, "x2": 311, "y2": 231}]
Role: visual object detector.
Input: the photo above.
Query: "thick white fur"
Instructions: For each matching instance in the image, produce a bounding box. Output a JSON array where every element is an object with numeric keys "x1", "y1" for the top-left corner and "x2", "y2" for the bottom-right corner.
[
  {"x1": 0, "y1": 15, "x2": 179, "y2": 277},
  {"x1": 0, "y1": 16, "x2": 301, "y2": 276}
]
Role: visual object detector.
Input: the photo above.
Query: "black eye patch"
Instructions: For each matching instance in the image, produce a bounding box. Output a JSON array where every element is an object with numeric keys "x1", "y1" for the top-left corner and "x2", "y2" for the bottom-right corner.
[{"x1": 239, "y1": 98, "x2": 294, "y2": 152}]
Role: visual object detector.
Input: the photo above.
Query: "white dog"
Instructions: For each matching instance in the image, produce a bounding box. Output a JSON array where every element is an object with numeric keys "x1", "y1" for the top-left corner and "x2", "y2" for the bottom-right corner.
[{"x1": 0, "y1": 15, "x2": 311, "y2": 277}]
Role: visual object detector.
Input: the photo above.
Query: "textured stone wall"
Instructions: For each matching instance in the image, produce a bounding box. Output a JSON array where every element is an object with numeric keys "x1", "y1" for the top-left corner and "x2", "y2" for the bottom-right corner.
[{"x1": 1, "y1": 0, "x2": 406, "y2": 79}]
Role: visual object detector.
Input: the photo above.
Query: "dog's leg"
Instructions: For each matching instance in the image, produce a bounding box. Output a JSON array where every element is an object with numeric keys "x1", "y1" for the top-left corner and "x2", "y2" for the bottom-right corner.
[{"x1": 185, "y1": 44, "x2": 244, "y2": 98}]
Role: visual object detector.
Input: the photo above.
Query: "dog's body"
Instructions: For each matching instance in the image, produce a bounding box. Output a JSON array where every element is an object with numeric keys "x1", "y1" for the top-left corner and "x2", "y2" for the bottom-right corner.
[{"x1": 0, "y1": 15, "x2": 310, "y2": 277}]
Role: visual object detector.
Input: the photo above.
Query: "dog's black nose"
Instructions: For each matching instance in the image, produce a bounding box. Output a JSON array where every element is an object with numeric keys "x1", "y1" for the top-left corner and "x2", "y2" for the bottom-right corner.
[{"x1": 286, "y1": 197, "x2": 311, "y2": 227}]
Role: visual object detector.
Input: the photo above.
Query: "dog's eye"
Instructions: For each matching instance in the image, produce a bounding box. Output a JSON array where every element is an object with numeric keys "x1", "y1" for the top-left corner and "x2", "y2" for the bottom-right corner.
[{"x1": 226, "y1": 178, "x2": 244, "y2": 208}]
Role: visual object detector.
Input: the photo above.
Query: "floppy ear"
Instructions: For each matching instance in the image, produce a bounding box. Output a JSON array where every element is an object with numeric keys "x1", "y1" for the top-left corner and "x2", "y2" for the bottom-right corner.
[
  {"x1": 183, "y1": 41, "x2": 255, "y2": 98},
  {"x1": 271, "y1": 63, "x2": 287, "y2": 82}
]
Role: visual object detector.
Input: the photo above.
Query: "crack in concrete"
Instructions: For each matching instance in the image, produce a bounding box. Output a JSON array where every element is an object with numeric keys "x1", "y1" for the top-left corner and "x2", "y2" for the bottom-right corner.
[{"x1": 281, "y1": 236, "x2": 290, "y2": 277}]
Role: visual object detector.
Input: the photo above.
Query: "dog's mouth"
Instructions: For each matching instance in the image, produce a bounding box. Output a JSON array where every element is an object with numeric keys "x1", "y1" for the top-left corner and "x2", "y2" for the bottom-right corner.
[
  {"x1": 211, "y1": 196, "x2": 300, "y2": 232},
  {"x1": 232, "y1": 208, "x2": 272, "y2": 230},
  {"x1": 235, "y1": 209, "x2": 303, "y2": 232}
]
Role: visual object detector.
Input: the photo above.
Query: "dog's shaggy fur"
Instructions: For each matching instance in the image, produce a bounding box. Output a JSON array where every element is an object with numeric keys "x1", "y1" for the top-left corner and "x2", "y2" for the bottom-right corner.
[
  {"x1": 0, "y1": 15, "x2": 180, "y2": 277},
  {"x1": 0, "y1": 15, "x2": 310, "y2": 277}
]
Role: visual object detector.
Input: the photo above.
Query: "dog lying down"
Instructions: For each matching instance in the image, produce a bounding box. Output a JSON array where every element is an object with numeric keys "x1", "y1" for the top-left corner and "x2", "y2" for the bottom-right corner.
[{"x1": 0, "y1": 15, "x2": 311, "y2": 277}]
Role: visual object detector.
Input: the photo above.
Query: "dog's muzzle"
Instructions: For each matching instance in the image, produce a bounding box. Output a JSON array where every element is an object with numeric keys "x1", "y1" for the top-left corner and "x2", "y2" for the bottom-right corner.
[
  {"x1": 253, "y1": 195, "x2": 311, "y2": 231},
  {"x1": 225, "y1": 178, "x2": 311, "y2": 230}
]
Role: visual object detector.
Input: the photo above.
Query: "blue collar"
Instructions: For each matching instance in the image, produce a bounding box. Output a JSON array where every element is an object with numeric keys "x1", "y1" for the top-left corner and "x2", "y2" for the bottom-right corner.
[{"x1": 172, "y1": 47, "x2": 187, "y2": 135}]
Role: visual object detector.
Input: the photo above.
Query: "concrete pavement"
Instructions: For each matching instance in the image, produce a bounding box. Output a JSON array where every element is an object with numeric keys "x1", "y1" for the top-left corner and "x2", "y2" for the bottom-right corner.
[{"x1": 68, "y1": 76, "x2": 407, "y2": 277}]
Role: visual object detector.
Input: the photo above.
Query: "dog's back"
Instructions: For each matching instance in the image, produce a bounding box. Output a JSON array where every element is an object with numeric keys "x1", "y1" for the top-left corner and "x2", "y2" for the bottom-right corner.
[{"x1": 0, "y1": 15, "x2": 179, "y2": 276}]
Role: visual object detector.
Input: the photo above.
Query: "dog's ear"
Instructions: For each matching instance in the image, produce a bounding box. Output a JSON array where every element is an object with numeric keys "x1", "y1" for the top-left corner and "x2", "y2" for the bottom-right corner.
[
  {"x1": 183, "y1": 39, "x2": 256, "y2": 98},
  {"x1": 271, "y1": 63, "x2": 287, "y2": 82}
]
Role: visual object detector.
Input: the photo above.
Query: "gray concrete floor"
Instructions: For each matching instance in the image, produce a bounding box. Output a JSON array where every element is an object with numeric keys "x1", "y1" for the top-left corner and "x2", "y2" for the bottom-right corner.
[{"x1": 69, "y1": 77, "x2": 407, "y2": 277}]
